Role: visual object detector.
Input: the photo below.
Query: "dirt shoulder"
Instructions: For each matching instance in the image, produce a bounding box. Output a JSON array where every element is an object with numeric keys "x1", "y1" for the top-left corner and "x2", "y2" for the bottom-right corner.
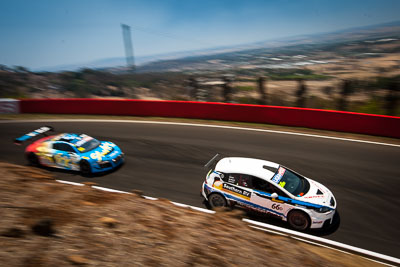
[
  {"x1": 0, "y1": 162, "x2": 383, "y2": 266},
  {"x1": 0, "y1": 114, "x2": 399, "y2": 145}
]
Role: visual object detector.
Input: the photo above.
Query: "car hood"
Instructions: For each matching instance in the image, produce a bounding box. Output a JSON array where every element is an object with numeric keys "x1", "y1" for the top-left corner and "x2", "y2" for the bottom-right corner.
[
  {"x1": 81, "y1": 141, "x2": 122, "y2": 162},
  {"x1": 299, "y1": 178, "x2": 336, "y2": 208}
]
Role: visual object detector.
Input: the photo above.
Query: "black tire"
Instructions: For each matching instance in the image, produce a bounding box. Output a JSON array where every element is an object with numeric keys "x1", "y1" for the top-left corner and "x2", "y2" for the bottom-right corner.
[
  {"x1": 208, "y1": 193, "x2": 227, "y2": 209},
  {"x1": 79, "y1": 160, "x2": 92, "y2": 175},
  {"x1": 27, "y1": 152, "x2": 40, "y2": 166},
  {"x1": 288, "y1": 210, "x2": 310, "y2": 231}
]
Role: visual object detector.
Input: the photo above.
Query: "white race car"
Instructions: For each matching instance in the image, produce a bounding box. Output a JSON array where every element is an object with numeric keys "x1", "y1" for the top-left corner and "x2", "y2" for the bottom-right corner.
[{"x1": 201, "y1": 156, "x2": 337, "y2": 231}]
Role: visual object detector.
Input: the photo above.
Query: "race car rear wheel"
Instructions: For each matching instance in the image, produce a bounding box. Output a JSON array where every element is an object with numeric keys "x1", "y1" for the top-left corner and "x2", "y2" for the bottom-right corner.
[
  {"x1": 27, "y1": 152, "x2": 40, "y2": 166},
  {"x1": 208, "y1": 193, "x2": 227, "y2": 209},
  {"x1": 79, "y1": 160, "x2": 92, "y2": 175},
  {"x1": 288, "y1": 210, "x2": 310, "y2": 231}
]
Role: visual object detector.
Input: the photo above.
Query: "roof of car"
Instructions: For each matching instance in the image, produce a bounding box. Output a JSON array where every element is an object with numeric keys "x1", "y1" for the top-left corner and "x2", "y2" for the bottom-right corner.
[
  {"x1": 215, "y1": 157, "x2": 279, "y2": 181},
  {"x1": 51, "y1": 133, "x2": 93, "y2": 145}
]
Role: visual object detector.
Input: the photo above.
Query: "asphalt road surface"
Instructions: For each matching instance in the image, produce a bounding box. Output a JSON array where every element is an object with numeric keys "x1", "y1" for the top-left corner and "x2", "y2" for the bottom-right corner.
[{"x1": 0, "y1": 120, "x2": 399, "y2": 258}]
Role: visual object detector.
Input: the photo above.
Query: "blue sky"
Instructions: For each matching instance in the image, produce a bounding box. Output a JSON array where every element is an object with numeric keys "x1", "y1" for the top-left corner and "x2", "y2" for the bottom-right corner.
[{"x1": 0, "y1": 0, "x2": 399, "y2": 70}]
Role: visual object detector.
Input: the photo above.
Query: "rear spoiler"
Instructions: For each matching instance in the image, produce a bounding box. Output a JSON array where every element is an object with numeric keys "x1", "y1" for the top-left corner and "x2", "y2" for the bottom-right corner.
[
  {"x1": 204, "y1": 153, "x2": 221, "y2": 169},
  {"x1": 14, "y1": 126, "x2": 54, "y2": 145}
]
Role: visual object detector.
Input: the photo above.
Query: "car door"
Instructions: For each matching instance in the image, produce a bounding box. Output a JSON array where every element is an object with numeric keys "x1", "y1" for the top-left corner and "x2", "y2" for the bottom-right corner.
[
  {"x1": 52, "y1": 142, "x2": 77, "y2": 169},
  {"x1": 220, "y1": 173, "x2": 253, "y2": 204},
  {"x1": 250, "y1": 176, "x2": 291, "y2": 218}
]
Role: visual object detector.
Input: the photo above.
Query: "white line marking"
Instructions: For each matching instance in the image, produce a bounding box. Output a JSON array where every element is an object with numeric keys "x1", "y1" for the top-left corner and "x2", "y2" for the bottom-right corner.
[
  {"x1": 56, "y1": 180, "x2": 84, "y2": 186},
  {"x1": 190, "y1": 206, "x2": 216, "y2": 214},
  {"x1": 171, "y1": 201, "x2": 189, "y2": 208},
  {"x1": 248, "y1": 225, "x2": 288, "y2": 236},
  {"x1": 91, "y1": 186, "x2": 132, "y2": 194},
  {"x1": 143, "y1": 196, "x2": 158, "y2": 200},
  {"x1": 1, "y1": 119, "x2": 399, "y2": 147}
]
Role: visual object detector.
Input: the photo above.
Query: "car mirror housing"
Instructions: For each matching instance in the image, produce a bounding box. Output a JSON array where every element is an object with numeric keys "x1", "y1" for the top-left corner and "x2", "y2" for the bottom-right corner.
[{"x1": 271, "y1": 193, "x2": 279, "y2": 199}]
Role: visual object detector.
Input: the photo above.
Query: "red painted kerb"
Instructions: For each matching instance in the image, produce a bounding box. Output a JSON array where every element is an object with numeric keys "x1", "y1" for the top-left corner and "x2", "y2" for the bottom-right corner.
[{"x1": 19, "y1": 99, "x2": 400, "y2": 138}]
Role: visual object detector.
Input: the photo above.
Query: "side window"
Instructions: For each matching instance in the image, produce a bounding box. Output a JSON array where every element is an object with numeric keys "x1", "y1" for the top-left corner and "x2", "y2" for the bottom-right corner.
[
  {"x1": 238, "y1": 174, "x2": 252, "y2": 188},
  {"x1": 53, "y1": 143, "x2": 62, "y2": 151},
  {"x1": 252, "y1": 177, "x2": 272, "y2": 192},
  {"x1": 252, "y1": 176, "x2": 289, "y2": 197},
  {"x1": 222, "y1": 173, "x2": 238, "y2": 184},
  {"x1": 223, "y1": 173, "x2": 252, "y2": 188},
  {"x1": 53, "y1": 143, "x2": 75, "y2": 152}
]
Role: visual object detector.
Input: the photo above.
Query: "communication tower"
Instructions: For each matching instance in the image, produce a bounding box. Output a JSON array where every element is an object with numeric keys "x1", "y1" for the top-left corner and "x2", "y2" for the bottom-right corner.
[{"x1": 121, "y1": 24, "x2": 135, "y2": 70}]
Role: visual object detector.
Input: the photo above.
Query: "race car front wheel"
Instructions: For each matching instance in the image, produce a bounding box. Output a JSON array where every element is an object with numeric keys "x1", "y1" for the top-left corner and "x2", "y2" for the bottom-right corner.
[
  {"x1": 288, "y1": 210, "x2": 310, "y2": 231},
  {"x1": 79, "y1": 160, "x2": 92, "y2": 175},
  {"x1": 27, "y1": 153, "x2": 40, "y2": 166},
  {"x1": 208, "y1": 193, "x2": 227, "y2": 209}
]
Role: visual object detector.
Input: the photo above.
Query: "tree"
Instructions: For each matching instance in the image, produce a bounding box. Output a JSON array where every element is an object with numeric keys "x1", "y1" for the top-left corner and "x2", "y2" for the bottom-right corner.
[
  {"x1": 258, "y1": 76, "x2": 267, "y2": 105},
  {"x1": 338, "y1": 79, "x2": 353, "y2": 111},
  {"x1": 295, "y1": 78, "x2": 307, "y2": 107},
  {"x1": 384, "y1": 78, "x2": 399, "y2": 116}
]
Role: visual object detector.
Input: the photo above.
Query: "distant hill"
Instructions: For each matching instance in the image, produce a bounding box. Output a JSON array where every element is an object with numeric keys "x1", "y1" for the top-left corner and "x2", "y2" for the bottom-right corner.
[{"x1": 35, "y1": 20, "x2": 400, "y2": 73}]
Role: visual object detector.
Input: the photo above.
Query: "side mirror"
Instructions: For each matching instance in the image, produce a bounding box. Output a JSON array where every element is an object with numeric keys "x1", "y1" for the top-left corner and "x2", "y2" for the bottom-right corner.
[{"x1": 271, "y1": 193, "x2": 279, "y2": 199}]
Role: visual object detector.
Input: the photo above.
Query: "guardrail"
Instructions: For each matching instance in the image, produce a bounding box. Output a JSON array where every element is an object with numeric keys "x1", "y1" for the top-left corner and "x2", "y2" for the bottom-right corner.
[{"x1": 18, "y1": 98, "x2": 400, "y2": 138}]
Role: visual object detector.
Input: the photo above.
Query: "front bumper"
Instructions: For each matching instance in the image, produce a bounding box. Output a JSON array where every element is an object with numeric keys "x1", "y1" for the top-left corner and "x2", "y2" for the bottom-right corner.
[
  {"x1": 91, "y1": 154, "x2": 124, "y2": 173},
  {"x1": 310, "y1": 209, "x2": 336, "y2": 229}
]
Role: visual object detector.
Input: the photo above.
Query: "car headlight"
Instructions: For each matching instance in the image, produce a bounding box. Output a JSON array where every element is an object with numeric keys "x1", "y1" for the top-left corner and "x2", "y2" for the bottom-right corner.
[{"x1": 315, "y1": 206, "x2": 331, "y2": 213}]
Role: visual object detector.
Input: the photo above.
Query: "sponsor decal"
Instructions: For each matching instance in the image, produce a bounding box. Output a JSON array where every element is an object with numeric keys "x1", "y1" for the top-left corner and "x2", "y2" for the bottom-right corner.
[
  {"x1": 27, "y1": 126, "x2": 51, "y2": 136},
  {"x1": 90, "y1": 142, "x2": 114, "y2": 161},
  {"x1": 75, "y1": 135, "x2": 93, "y2": 147},
  {"x1": 37, "y1": 153, "x2": 54, "y2": 165},
  {"x1": 271, "y1": 167, "x2": 286, "y2": 184},
  {"x1": 304, "y1": 195, "x2": 324, "y2": 199},
  {"x1": 54, "y1": 154, "x2": 71, "y2": 167},
  {"x1": 221, "y1": 183, "x2": 251, "y2": 200},
  {"x1": 59, "y1": 134, "x2": 76, "y2": 140},
  {"x1": 271, "y1": 203, "x2": 283, "y2": 211},
  {"x1": 15, "y1": 126, "x2": 53, "y2": 143},
  {"x1": 213, "y1": 180, "x2": 223, "y2": 190},
  {"x1": 228, "y1": 195, "x2": 285, "y2": 218},
  {"x1": 108, "y1": 150, "x2": 119, "y2": 158}
]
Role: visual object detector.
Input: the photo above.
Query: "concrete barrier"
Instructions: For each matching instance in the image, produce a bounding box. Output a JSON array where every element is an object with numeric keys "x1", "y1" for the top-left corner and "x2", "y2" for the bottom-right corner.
[{"x1": 19, "y1": 98, "x2": 400, "y2": 138}]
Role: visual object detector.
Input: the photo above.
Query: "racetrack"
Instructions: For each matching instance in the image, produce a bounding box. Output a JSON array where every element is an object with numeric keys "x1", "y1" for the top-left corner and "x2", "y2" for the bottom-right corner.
[{"x1": 0, "y1": 120, "x2": 399, "y2": 258}]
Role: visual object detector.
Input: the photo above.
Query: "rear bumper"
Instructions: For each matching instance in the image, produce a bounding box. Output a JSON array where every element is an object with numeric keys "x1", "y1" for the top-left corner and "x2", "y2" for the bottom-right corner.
[{"x1": 201, "y1": 182, "x2": 209, "y2": 200}]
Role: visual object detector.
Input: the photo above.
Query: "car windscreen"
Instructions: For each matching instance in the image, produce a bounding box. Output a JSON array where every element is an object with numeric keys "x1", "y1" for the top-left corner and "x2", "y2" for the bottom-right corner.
[
  {"x1": 77, "y1": 138, "x2": 100, "y2": 152},
  {"x1": 271, "y1": 167, "x2": 310, "y2": 196}
]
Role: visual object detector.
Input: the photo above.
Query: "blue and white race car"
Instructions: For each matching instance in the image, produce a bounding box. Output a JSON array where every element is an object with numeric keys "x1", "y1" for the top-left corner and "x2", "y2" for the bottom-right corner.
[
  {"x1": 201, "y1": 155, "x2": 337, "y2": 231},
  {"x1": 15, "y1": 126, "x2": 124, "y2": 174}
]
